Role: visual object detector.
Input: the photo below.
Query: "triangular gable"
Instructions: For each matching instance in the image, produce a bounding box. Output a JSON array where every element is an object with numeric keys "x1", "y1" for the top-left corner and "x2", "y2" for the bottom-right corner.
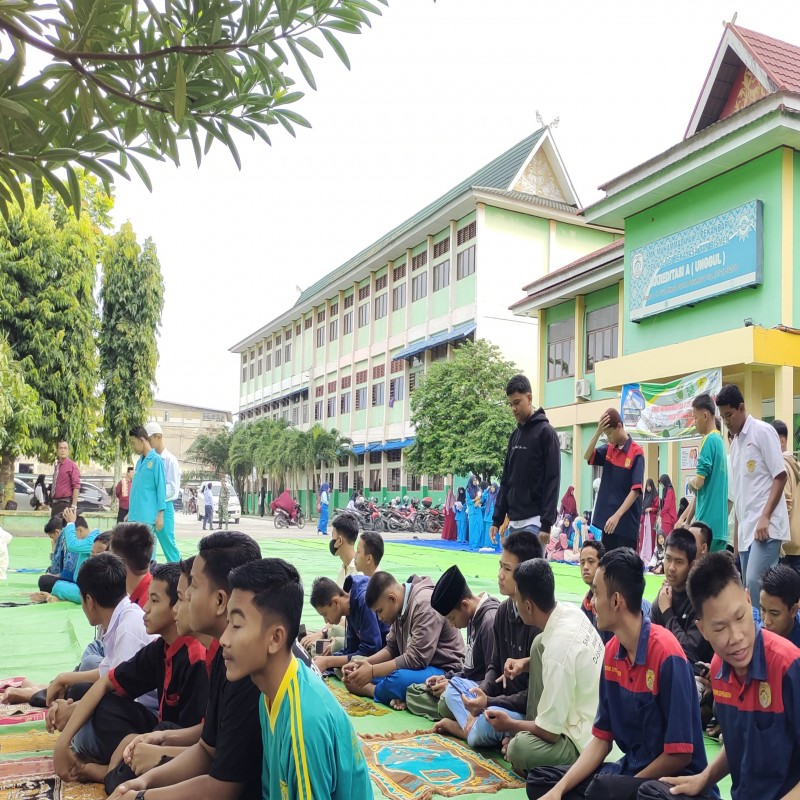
[
  {"x1": 507, "y1": 130, "x2": 580, "y2": 207},
  {"x1": 686, "y1": 23, "x2": 800, "y2": 138}
]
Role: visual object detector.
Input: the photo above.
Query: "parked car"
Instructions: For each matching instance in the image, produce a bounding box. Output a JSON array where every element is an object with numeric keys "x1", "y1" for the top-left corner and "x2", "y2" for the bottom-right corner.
[
  {"x1": 196, "y1": 480, "x2": 241, "y2": 524},
  {"x1": 13, "y1": 477, "x2": 34, "y2": 509},
  {"x1": 77, "y1": 481, "x2": 112, "y2": 513}
]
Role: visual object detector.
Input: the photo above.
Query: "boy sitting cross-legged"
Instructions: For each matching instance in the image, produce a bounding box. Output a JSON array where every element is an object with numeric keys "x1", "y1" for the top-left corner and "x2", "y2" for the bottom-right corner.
[
  {"x1": 53, "y1": 563, "x2": 209, "y2": 784},
  {"x1": 221, "y1": 558, "x2": 373, "y2": 798}
]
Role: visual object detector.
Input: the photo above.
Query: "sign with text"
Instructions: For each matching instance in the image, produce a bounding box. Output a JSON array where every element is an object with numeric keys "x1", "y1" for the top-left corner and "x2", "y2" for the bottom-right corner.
[{"x1": 629, "y1": 200, "x2": 763, "y2": 321}]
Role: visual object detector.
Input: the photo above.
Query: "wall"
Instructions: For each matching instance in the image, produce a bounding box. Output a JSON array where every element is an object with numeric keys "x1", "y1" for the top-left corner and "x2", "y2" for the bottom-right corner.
[{"x1": 543, "y1": 301, "x2": 577, "y2": 409}]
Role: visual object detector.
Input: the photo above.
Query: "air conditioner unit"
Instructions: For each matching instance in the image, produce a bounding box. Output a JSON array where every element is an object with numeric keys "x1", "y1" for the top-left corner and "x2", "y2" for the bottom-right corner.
[
  {"x1": 575, "y1": 379, "x2": 592, "y2": 400},
  {"x1": 557, "y1": 431, "x2": 573, "y2": 453}
]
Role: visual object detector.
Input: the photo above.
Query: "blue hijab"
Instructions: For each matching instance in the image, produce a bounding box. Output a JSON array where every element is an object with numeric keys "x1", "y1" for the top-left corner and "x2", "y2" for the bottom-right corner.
[{"x1": 466, "y1": 476, "x2": 480, "y2": 500}]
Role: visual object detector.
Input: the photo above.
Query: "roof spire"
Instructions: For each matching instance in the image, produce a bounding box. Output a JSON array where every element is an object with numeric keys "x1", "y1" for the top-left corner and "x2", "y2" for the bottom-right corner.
[
  {"x1": 535, "y1": 110, "x2": 560, "y2": 129},
  {"x1": 726, "y1": 11, "x2": 738, "y2": 26}
]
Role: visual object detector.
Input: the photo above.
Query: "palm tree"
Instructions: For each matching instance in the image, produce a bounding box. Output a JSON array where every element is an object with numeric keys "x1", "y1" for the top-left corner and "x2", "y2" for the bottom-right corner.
[
  {"x1": 296, "y1": 425, "x2": 353, "y2": 516},
  {"x1": 186, "y1": 430, "x2": 231, "y2": 478}
]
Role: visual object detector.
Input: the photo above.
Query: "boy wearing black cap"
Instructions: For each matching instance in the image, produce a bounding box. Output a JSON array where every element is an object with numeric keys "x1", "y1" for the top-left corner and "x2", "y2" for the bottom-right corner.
[{"x1": 405, "y1": 565, "x2": 500, "y2": 720}]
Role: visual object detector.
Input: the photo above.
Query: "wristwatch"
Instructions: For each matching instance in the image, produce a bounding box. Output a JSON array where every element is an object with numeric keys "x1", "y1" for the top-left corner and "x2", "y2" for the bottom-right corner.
[{"x1": 135, "y1": 791, "x2": 147, "y2": 800}]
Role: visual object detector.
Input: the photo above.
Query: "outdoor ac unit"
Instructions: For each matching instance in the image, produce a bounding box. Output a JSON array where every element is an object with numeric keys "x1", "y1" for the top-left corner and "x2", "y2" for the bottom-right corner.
[
  {"x1": 557, "y1": 431, "x2": 573, "y2": 453},
  {"x1": 575, "y1": 379, "x2": 592, "y2": 400}
]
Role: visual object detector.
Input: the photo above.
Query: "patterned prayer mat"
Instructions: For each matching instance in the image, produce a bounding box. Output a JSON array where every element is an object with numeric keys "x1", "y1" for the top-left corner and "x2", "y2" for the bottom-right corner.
[
  {"x1": 0, "y1": 729, "x2": 58, "y2": 756},
  {"x1": 325, "y1": 680, "x2": 390, "y2": 717},
  {"x1": 0, "y1": 756, "x2": 105, "y2": 799},
  {"x1": 360, "y1": 730, "x2": 524, "y2": 800},
  {"x1": 0, "y1": 703, "x2": 46, "y2": 727}
]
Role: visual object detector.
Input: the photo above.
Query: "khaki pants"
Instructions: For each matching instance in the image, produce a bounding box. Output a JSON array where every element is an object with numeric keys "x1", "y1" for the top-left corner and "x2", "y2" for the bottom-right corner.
[
  {"x1": 404, "y1": 683, "x2": 456, "y2": 721},
  {"x1": 304, "y1": 623, "x2": 346, "y2": 659},
  {"x1": 506, "y1": 635, "x2": 579, "y2": 775}
]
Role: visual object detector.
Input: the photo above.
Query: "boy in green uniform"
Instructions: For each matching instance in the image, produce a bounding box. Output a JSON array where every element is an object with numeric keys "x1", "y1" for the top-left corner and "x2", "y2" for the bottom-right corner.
[{"x1": 222, "y1": 558, "x2": 372, "y2": 800}]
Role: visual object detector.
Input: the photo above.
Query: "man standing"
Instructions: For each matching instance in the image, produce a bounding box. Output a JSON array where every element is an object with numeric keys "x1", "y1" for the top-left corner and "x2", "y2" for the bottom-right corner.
[
  {"x1": 114, "y1": 467, "x2": 133, "y2": 524},
  {"x1": 202, "y1": 482, "x2": 214, "y2": 531},
  {"x1": 217, "y1": 480, "x2": 229, "y2": 531},
  {"x1": 583, "y1": 408, "x2": 645, "y2": 551},
  {"x1": 770, "y1": 419, "x2": 800, "y2": 571},
  {"x1": 127, "y1": 426, "x2": 166, "y2": 542},
  {"x1": 50, "y1": 440, "x2": 80, "y2": 519},
  {"x1": 716, "y1": 383, "x2": 789, "y2": 602},
  {"x1": 490, "y1": 374, "x2": 560, "y2": 547},
  {"x1": 145, "y1": 422, "x2": 181, "y2": 563}
]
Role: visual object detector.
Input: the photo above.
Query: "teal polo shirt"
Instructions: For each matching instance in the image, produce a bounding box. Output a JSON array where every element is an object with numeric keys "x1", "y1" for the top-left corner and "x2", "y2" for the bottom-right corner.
[
  {"x1": 695, "y1": 430, "x2": 728, "y2": 546},
  {"x1": 128, "y1": 449, "x2": 166, "y2": 526}
]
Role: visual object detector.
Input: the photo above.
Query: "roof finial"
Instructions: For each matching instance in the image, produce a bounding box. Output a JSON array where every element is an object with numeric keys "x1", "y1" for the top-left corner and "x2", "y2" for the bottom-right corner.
[
  {"x1": 727, "y1": 11, "x2": 738, "y2": 26},
  {"x1": 535, "y1": 110, "x2": 560, "y2": 129}
]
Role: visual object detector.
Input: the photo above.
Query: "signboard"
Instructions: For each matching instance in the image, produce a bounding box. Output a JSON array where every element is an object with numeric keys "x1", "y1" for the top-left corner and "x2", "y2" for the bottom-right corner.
[
  {"x1": 681, "y1": 444, "x2": 699, "y2": 471},
  {"x1": 620, "y1": 369, "x2": 722, "y2": 441},
  {"x1": 629, "y1": 200, "x2": 763, "y2": 321}
]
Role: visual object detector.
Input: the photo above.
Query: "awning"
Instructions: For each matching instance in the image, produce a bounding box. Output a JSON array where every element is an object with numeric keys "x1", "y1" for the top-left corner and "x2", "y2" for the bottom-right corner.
[
  {"x1": 391, "y1": 321, "x2": 477, "y2": 361},
  {"x1": 351, "y1": 442, "x2": 383, "y2": 455},
  {"x1": 382, "y1": 438, "x2": 415, "y2": 451},
  {"x1": 351, "y1": 439, "x2": 415, "y2": 455}
]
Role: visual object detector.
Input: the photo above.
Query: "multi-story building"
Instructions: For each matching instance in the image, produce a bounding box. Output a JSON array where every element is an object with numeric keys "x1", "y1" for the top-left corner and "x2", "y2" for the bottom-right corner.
[{"x1": 231, "y1": 128, "x2": 620, "y2": 505}]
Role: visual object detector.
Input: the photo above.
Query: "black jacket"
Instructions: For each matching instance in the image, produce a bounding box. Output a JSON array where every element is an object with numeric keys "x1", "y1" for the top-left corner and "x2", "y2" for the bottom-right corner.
[
  {"x1": 493, "y1": 408, "x2": 561, "y2": 533},
  {"x1": 460, "y1": 594, "x2": 500, "y2": 682},
  {"x1": 650, "y1": 588, "x2": 713, "y2": 666}
]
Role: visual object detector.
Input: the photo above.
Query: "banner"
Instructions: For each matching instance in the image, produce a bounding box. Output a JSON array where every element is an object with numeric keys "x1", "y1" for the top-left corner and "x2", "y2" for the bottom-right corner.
[{"x1": 620, "y1": 369, "x2": 722, "y2": 441}]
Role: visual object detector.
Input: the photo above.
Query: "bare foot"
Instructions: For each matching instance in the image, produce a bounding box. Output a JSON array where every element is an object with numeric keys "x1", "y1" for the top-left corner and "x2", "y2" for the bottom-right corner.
[
  {"x1": 389, "y1": 699, "x2": 406, "y2": 711},
  {"x1": 1, "y1": 686, "x2": 37, "y2": 704},
  {"x1": 433, "y1": 718, "x2": 467, "y2": 740},
  {"x1": 75, "y1": 759, "x2": 107, "y2": 783},
  {"x1": 501, "y1": 736, "x2": 510, "y2": 758},
  {"x1": 29, "y1": 592, "x2": 50, "y2": 604}
]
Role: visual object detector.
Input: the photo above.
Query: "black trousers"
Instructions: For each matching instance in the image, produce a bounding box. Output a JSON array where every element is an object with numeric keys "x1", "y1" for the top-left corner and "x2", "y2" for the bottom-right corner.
[
  {"x1": 90, "y1": 693, "x2": 159, "y2": 764},
  {"x1": 527, "y1": 766, "x2": 652, "y2": 800},
  {"x1": 117, "y1": 507, "x2": 128, "y2": 523},
  {"x1": 601, "y1": 534, "x2": 637, "y2": 553},
  {"x1": 38, "y1": 573, "x2": 59, "y2": 593},
  {"x1": 636, "y1": 780, "x2": 718, "y2": 800},
  {"x1": 50, "y1": 500, "x2": 71, "y2": 518}
]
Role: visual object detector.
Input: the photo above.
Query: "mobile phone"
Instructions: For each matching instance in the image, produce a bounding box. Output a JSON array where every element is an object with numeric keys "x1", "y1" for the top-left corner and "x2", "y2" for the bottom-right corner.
[
  {"x1": 315, "y1": 640, "x2": 326, "y2": 655},
  {"x1": 693, "y1": 662, "x2": 709, "y2": 678}
]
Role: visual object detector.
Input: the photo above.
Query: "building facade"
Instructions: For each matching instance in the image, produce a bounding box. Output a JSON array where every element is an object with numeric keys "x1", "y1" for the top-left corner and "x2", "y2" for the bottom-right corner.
[{"x1": 231, "y1": 129, "x2": 619, "y2": 505}]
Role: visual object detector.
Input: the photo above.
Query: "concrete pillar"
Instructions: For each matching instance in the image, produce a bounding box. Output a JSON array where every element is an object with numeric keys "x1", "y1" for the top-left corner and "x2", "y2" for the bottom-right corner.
[
  {"x1": 645, "y1": 443, "x2": 660, "y2": 485},
  {"x1": 571, "y1": 424, "x2": 583, "y2": 491},
  {"x1": 744, "y1": 367, "x2": 764, "y2": 419},
  {"x1": 774, "y1": 365, "x2": 795, "y2": 427},
  {"x1": 667, "y1": 442, "x2": 680, "y2": 484},
  {"x1": 574, "y1": 295, "x2": 585, "y2": 381}
]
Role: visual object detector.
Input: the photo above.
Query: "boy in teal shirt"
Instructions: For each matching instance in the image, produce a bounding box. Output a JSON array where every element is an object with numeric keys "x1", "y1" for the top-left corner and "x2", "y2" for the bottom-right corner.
[
  {"x1": 45, "y1": 507, "x2": 101, "y2": 604},
  {"x1": 127, "y1": 426, "x2": 166, "y2": 537},
  {"x1": 221, "y1": 558, "x2": 372, "y2": 800}
]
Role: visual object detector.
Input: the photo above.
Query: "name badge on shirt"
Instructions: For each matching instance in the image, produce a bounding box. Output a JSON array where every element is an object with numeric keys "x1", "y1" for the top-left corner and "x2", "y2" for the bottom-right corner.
[
  {"x1": 747, "y1": 460, "x2": 756, "y2": 473},
  {"x1": 147, "y1": 461, "x2": 153, "y2": 469}
]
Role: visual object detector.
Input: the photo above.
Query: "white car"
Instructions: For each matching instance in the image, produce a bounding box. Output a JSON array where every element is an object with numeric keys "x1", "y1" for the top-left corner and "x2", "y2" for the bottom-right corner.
[{"x1": 195, "y1": 480, "x2": 241, "y2": 524}]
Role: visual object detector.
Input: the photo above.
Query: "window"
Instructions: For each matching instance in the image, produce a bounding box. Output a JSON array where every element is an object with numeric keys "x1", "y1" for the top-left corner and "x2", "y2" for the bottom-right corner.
[
  {"x1": 353, "y1": 471, "x2": 363, "y2": 492},
  {"x1": 393, "y1": 264, "x2": 406, "y2": 281},
  {"x1": 388, "y1": 468, "x2": 401, "y2": 492},
  {"x1": 430, "y1": 343, "x2": 448, "y2": 361},
  {"x1": 266, "y1": 340, "x2": 272, "y2": 351},
  {"x1": 386, "y1": 449, "x2": 401, "y2": 463},
  {"x1": 429, "y1": 475, "x2": 444, "y2": 491},
  {"x1": 343, "y1": 311, "x2": 353, "y2": 335},
  {"x1": 257, "y1": 358, "x2": 263, "y2": 376},
  {"x1": 327, "y1": 380, "x2": 337, "y2": 393},
  {"x1": 302, "y1": 403, "x2": 309, "y2": 424},
  {"x1": 329, "y1": 319, "x2": 338, "y2": 342},
  {"x1": 369, "y1": 469, "x2": 381, "y2": 492},
  {"x1": 291, "y1": 406, "x2": 298, "y2": 425},
  {"x1": 249, "y1": 364, "x2": 254, "y2": 379},
  {"x1": 457, "y1": 220, "x2": 476, "y2": 244},
  {"x1": 242, "y1": 352, "x2": 248, "y2": 363},
  {"x1": 457, "y1": 245, "x2": 476, "y2": 279},
  {"x1": 315, "y1": 385, "x2": 324, "y2": 398},
  {"x1": 358, "y1": 284, "x2": 370, "y2": 300},
  {"x1": 433, "y1": 238, "x2": 450, "y2": 258},
  {"x1": 275, "y1": 335, "x2": 281, "y2": 345},
  {"x1": 327, "y1": 397, "x2": 336, "y2": 418},
  {"x1": 273, "y1": 348, "x2": 281, "y2": 367},
  {"x1": 295, "y1": 324, "x2": 301, "y2": 336},
  {"x1": 373, "y1": 364, "x2": 385, "y2": 379},
  {"x1": 546, "y1": 318, "x2": 575, "y2": 381},
  {"x1": 338, "y1": 472, "x2": 349, "y2": 493},
  {"x1": 257, "y1": 345, "x2": 263, "y2": 356},
  {"x1": 314, "y1": 400, "x2": 323, "y2": 421},
  {"x1": 358, "y1": 302, "x2": 370, "y2": 328},
  {"x1": 412, "y1": 272, "x2": 427, "y2": 302},
  {"x1": 393, "y1": 283, "x2": 406, "y2": 310},
  {"x1": 164, "y1": 410, "x2": 171, "y2": 422},
  {"x1": 408, "y1": 474, "x2": 421, "y2": 491},
  {"x1": 412, "y1": 252, "x2": 427, "y2": 271},
  {"x1": 375, "y1": 275, "x2": 388, "y2": 291},
  {"x1": 585, "y1": 304, "x2": 619, "y2": 372},
  {"x1": 285, "y1": 343, "x2": 291, "y2": 362},
  {"x1": 304, "y1": 317, "x2": 312, "y2": 330},
  {"x1": 357, "y1": 454, "x2": 365, "y2": 466},
  {"x1": 409, "y1": 372, "x2": 420, "y2": 392},
  {"x1": 374, "y1": 293, "x2": 388, "y2": 320},
  {"x1": 317, "y1": 309, "x2": 326, "y2": 323},
  {"x1": 340, "y1": 392, "x2": 351, "y2": 414},
  {"x1": 356, "y1": 370, "x2": 367, "y2": 384},
  {"x1": 344, "y1": 294, "x2": 354, "y2": 309},
  {"x1": 391, "y1": 359, "x2": 404, "y2": 374},
  {"x1": 369, "y1": 451, "x2": 382, "y2": 464},
  {"x1": 341, "y1": 375, "x2": 352, "y2": 389},
  {"x1": 330, "y1": 302, "x2": 338, "y2": 316},
  {"x1": 285, "y1": 328, "x2": 291, "y2": 340},
  {"x1": 355, "y1": 387, "x2": 367, "y2": 410},
  {"x1": 389, "y1": 377, "x2": 404, "y2": 404},
  {"x1": 316, "y1": 327, "x2": 325, "y2": 348},
  {"x1": 265, "y1": 354, "x2": 271, "y2": 371},
  {"x1": 433, "y1": 260, "x2": 450, "y2": 292},
  {"x1": 372, "y1": 382, "x2": 385, "y2": 406}
]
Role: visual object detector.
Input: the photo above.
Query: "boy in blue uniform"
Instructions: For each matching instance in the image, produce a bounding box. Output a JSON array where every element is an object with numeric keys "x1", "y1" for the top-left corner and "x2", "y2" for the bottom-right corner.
[
  {"x1": 526, "y1": 548, "x2": 712, "y2": 800},
  {"x1": 127, "y1": 426, "x2": 166, "y2": 540},
  {"x1": 645, "y1": 552, "x2": 800, "y2": 800},
  {"x1": 222, "y1": 558, "x2": 372, "y2": 799},
  {"x1": 759, "y1": 564, "x2": 800, "y2": 647}
]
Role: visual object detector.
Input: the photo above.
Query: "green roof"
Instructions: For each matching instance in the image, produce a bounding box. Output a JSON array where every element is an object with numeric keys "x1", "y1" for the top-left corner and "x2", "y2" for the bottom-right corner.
[{"x1": 294, "y1": 128, "x2": 546, "y2": 306}]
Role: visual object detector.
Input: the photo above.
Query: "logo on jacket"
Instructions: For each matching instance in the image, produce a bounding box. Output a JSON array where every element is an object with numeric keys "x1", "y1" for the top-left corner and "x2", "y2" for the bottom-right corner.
[
  {"x1": 758, "y1": 681, "x2": 772, "y2": 709},
  {"x1": 747, "y1": 460, "x2": 756, "y2": 473},
  {"x1": 625, "y1": 458, "x2": 631, "y2": 468},
  {"x1": 646, "y1": 669, "x2": 655, "y2": 691}
]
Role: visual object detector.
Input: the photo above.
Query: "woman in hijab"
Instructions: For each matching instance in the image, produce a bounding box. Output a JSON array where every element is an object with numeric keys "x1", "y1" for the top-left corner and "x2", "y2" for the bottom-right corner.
[
  {"x1": 559, "y1": 486, "x2": 578, "y2": 520},
  {"x1": 638, "y1": 478, "x2": 658, "y2": 564},
  {"x1": 455, "y1": 487, "x2": 467, "y2": 543},
  {"x1": 442, "y1": 488, "x2": 457, "y2": 541},
  {"x1": 317, "y1": 481, "x2": 330, "y2": 535},
  {"x1": 467, "y1": 476, "x2": 484, "y2": 551},
  {"x1": 481, "y1": 482, "x2": 500, "y2": 549},
  {"x1": 658, "y1": 474, "x2": 677, "y2": 535}
]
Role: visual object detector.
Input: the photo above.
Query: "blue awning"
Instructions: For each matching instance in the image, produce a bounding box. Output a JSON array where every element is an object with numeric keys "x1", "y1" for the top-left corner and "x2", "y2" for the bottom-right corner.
[
  {"x1": 391, "y1": 321, "x2": 477, "y2": 361},
  {"x1": 351, "y1": 439, "x2": 415, "y2": 455},
  {"x1": 351, "y1": 442, "x2": 383, "y2": 455},
  {"x1": 382, "y1": 438, "x2": 415, "y2": 451}
]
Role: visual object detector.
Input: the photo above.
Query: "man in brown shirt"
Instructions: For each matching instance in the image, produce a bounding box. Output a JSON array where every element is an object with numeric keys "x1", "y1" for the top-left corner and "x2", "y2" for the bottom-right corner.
[
  {"x1": 50, "y1": 440, "x2": 80, "y2": 518},
  {"x1": 343, "y1": 572, "x2": 465, "y2": 709}
]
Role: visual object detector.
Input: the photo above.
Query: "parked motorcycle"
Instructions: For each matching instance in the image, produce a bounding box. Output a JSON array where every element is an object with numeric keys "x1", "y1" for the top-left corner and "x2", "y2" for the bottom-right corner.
[{"x1": 274, "y1": 502, "x2": 306, "y2": 529}]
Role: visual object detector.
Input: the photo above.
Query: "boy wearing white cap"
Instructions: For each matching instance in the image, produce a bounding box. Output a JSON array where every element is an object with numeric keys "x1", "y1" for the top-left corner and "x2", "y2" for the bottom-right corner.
[{"x1": 145, "y1": 422, "x2": 181, "y2": 563}]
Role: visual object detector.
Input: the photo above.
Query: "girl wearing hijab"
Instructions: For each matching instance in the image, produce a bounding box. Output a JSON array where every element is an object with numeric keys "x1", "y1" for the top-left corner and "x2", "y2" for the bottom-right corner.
[
  {"x1": 454, "y1": 487, "x2": 467, "y2": 543},
  {"x1": 481, "y1": 482, "x2": 500, "y2": 549},
  {"x1": 467, "y1": 476, "x2": 484, "y2": 551},
  {"x1": 317, "y1": 481, "x2": 330, "y2": 535},
  {"x1": 638, "y1": 478, "x2": 658, "y2": 564},
  {"x1": 658, "y1": 474, "x2": 677, "y2": 535},
  {"x1": 442, "y1": 489, "x2": 457, "y2": 541},
  {"x1": 559, "y1": 486, "x2": 578, "y2": 519}
]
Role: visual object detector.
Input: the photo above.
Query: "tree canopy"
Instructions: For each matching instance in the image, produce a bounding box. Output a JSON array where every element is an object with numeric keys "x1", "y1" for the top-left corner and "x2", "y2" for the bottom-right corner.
[
  {"x1": 406, "y1": 339, "x2": 518, "y2": 482},
  {"x1": 0, "y1": 0, "x2": 388, "y2": 216}
]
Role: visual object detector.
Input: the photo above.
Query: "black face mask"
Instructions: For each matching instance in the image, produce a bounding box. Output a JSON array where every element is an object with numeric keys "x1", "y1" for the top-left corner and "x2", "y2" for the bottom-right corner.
[{"x1": 329, "y1": 539, "x2": 340, "y2": 557}]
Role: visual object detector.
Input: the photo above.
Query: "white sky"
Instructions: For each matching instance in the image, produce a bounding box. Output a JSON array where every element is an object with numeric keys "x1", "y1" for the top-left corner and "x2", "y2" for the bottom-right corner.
[{"x1": 110, "y1": 0, "x2": 800, "y2": 414}]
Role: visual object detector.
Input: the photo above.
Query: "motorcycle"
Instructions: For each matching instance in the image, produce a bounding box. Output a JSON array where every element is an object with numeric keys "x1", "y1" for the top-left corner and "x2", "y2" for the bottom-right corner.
[{"x1": 274, "y1": 502, "x2": 306, "y2": 529}]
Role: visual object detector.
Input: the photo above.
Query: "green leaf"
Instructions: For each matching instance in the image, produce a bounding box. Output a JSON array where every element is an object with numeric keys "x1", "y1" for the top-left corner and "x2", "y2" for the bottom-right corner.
[
  {"x1": 217, "y1": 121, "x2": 242, "y2": 169},
  {"x1": 124, "y1": 109, "x2": 139, "y2": 144},
  {"x1": 127, "y1": 153, "x2": 153, "y2": 192},
  {"x1": 0, "y1": 165, "x2": 25, "y2": 211},
  {"x1": 41, "y1": 148, "x2": 81, "y2": 160},
  {"x1": 79, "y1": 85, "x2": 93, "y2": 128},
  {"x1": 174, "y1": 58, "x2": 187, "y2": 122},
  {"x1": 0, "y1": 97, "x2": 29, "y2": 120},
  {"x1": 286, "y1": 39, "x2": 317, "y2": 90},
  {"x1": 31, "y1": 177, "x2": 43, "y2": 207},
  {"x1": 188, "y1": 122, "x2": 203, "y2": 167},
  {"x1": 39, "y1": 166, "x2": 73, "y2": 209},
  {"x1": 66, "y1": 163, "x2": 82, "y2": 218},
  {"x1": 320, "y1": 28, "x2": 350, "y2": 69},
  {"x1": 296, "y1": 36, "x2": 323, "y2": 58}
]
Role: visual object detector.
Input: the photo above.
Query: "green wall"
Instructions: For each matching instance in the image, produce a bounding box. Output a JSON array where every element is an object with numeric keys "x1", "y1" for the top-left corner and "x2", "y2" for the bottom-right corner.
[
  {"x1": 485, "y1": 203, "x2": 549, "y2": 239},
  {"x1": 430, "y1": 284, "x2": 449, "y2": 318},
  {"x1": 411, "y1": 297, "x2": 427, "y2": 326},
  {"x1": 455, "y1": 273, "x2": 475, "y2": 307},
  {"x1": 373, "y1": 317, "x2": 387, "y2": 341},
  {"x1": 794, "y1": 151, "x2": 800, "y2": 328},
  {"x1": 555, "y1": 221, "x2": 619, "y2": 252},
  {"x1": 340, "y1": 333, "x2": 353, "y2": 357}
]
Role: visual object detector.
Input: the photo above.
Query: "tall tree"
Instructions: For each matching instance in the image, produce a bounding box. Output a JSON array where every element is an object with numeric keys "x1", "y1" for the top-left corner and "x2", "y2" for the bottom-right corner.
[
  {"x1": 0, "y1": 0, "x2": 388, "y2": 216},
  {"x1": 296, "y1": 424, "x2": 352, "y2": 514},
  {"x1": 407, "y1": 339, "x2": 518, "y2": 483},
  {"x1": 186, "y1": 429, "x2": 232, "y2": 477},
  {"x1": 97, "y1": 222, "x2": 165, "y2": 474}
]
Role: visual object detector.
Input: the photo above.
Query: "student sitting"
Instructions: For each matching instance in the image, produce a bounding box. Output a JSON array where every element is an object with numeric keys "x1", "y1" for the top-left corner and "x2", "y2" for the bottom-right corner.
[
  {"x1": 309, "y1": 575, "x2": 388, "y2": 675},
  {"x1": 579, "y1": 540, "x2": 609, "y2": 644},
  {"x1": 405, "y1": 564, "x2": 500, "y2": 721},
  {"x1": 491, "y1": 559, "x2": 604, "y2": 776},
  {"x1": 342, "y1": 571, "x2": 465, "y2": 710},
  {"x1": 639, "y1": 552, "x2": 800, "y2": 800},
  {"x1": 221, "y1": 558, "x2": 373, "y2": 798},
  {"x1": 759, "y1": 564, "x2": 800, "y2": 647},
  {"x1": 687, "y1": 521, "x2": 713, "y2": 559},
  {"x1": 434, "y1": 531, "x2": 542, "y2": 748},
  {"x1": 355, "y1": 529, "x2": 384, "y2": 577},
  {"x1": 38, "y1": 515, "x2": 77, "y2": 590},
  {"x1": 53, "y1": 563, "x2": 209, "y2": 784},
  {"x1": 110, "y1": 523, "x2": 157, "y2": 609},
  {"x1": 526, "y1": 548, "x2": 711, "y2": 800},
  {"x1": 109, "y1": 531, "x2": 264, "y2": 800}
]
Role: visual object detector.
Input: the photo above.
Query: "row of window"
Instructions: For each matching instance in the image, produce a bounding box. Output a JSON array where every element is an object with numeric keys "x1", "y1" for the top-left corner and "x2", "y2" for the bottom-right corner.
[
  {"x1": 313, "y1": 377, "x2": 406, "y2": 420},
  {"x1": 546, "y1": 303, "x2": 619, "y2": 381},
  {"x1": 327, "y1": 470, "x2": 445, "y2": 493}
]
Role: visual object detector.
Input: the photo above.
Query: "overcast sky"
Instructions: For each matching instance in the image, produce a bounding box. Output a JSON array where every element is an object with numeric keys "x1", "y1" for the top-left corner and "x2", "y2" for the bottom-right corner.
[{"x1": 110, "y1": 0, "x2": 800, "y2": 414}]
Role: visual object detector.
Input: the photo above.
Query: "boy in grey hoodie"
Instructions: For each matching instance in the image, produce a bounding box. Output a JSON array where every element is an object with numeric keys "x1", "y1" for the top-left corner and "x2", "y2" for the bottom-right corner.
[{"x1": 342, "y1": 572, "x2": 465, "y2": 709}]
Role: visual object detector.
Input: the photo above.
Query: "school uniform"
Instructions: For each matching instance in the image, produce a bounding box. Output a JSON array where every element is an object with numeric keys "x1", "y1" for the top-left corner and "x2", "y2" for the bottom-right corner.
[
  {"x1": 338, "y1": 575, "x2": 388, "y2": 660},
  {"x1": 650, "y1": 588, "x2": 713, "y2": 666},
  {"x1": 157, "y1": 447, "x2": 182, "y2": 563},
  {"x1": 788, "y1": 611, "x2": 800, "y2": 648},
  {"x1": 695, "y1": 430, "x2": 728, "y2": 551},
  {"x1": 90, "y1": 635, "x2": 208, "y2": 763},
  {"x1": 526, "y1": 615, "x2": 713, "y2": 800},
  {"x1": 259, "y1": 657, "x2": 372, "y2": 799},
  {"x1": 50, "y1": 523, "x2": 101, "y2": 604},
  {"x1": 128, "y1": 449, "x2": 166, "y2": 530}
]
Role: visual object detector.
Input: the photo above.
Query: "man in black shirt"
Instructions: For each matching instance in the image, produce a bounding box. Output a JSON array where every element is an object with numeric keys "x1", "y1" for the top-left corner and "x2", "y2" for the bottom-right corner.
[{"x1": 109, "y1": 532, "x2": 263, "y2": 800}]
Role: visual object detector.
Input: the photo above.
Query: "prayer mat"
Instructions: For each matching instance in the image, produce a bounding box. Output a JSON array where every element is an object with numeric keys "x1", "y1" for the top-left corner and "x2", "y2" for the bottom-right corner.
[
  {"x1": 0, "y1": 729, "x2": 58, "y2": 755},
  {"x1": 0, "y1": 678, "x2": 24, "y2": 692},
  {"x1": 0, "y1": 703, "x2": 46, "y2": 726},
  {"x1": 325, "y1": 680, "x2": 390, "y2": 717},
  {"x1": 360, "y1": 730, "x2": 524, "y2": 800},
  {"x1": 0, "y1": 754, "x2": 105, "y2": 799}
]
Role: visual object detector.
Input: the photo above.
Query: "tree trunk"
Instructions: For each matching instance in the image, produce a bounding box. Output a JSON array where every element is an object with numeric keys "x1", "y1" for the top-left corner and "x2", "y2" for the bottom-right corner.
[
  {"x1": 112, "y1": 442, "x2": 122, "y2": 513},
  {"x1": 0, "y1": 450, "x2": 14, "y2": 507}
]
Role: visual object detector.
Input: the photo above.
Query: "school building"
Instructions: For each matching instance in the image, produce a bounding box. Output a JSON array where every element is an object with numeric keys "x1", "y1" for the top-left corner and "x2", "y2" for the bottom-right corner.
[
  {"x1": 230, "y1": 128, "x2": 619, "y2": 506},
  {"x1": 512, "y1": 22, "x2": 800, "y2": 514}
]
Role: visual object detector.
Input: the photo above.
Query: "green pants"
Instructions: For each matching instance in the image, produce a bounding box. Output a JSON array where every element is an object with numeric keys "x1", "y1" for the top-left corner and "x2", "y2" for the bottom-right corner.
[
  {"x1": 506, "y1": 635, "x2": 580, "y2": 774},
  {"x1": 304, "y1": 623, "x2": 346, "y2": 659},
  {"x1": 404, "y1": 683, "x2": 456, "y2": 722}
]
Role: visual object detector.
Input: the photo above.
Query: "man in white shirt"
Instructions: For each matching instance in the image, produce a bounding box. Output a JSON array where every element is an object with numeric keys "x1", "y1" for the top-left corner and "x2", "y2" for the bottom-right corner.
[
  {"x1": 717, "y1": 383, "x2": 789, "y2": 603},
  {"x1": 145, "y1": 422, "x2": 182, "y2": 562},
  {"x1": 485, "y1": 558, "x2": 604, "y2": 776}
]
